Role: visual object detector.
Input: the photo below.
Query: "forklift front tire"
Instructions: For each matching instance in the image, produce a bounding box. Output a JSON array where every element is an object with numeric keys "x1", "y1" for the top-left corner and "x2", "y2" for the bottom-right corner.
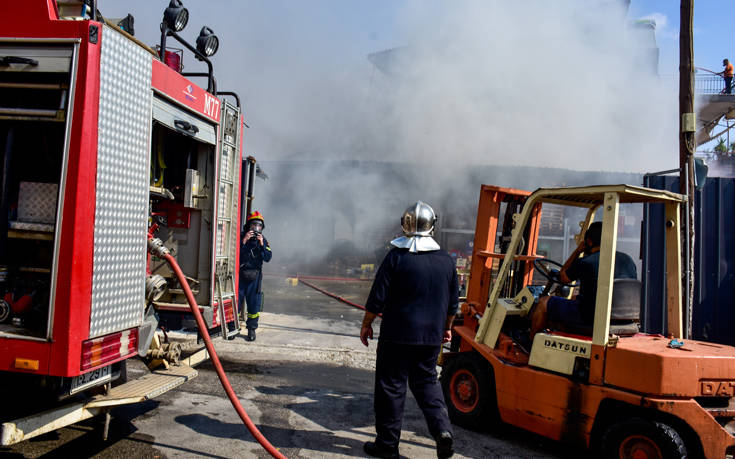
[
  {"x1": 600, "y1": 417, "x2": 687, "y2": 459},
  {"x1": 440, "y1": 353, "x2": 497, "y2": 429}
]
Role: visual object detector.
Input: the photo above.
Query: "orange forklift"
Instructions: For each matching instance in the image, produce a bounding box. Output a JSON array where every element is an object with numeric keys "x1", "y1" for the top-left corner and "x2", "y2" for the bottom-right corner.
[{"x1": 440, "y1": 184, "x2": 735, "y2": 458}]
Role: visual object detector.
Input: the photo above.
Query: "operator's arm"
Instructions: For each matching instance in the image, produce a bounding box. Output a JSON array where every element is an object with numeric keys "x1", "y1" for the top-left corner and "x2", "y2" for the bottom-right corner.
[{"x1": 559, "y1": 240, "x2": 585, "y2": 284}]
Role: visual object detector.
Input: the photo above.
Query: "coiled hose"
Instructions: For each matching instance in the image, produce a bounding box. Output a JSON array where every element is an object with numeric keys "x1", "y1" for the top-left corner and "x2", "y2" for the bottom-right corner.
[{"x1": 151, "y1": 239, "x2": 286, "y2": 459}]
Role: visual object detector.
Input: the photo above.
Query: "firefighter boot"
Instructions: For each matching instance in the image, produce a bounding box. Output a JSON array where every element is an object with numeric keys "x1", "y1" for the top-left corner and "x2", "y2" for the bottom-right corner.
[
  {"x1": 246, "y1": 328, "x2": 256, "y2": 342},
  {"x1": 435, "y1": 431, "x2": 454, "y2": 458},
  {"x1": 363, "y1": 441, "x2": 399, "y2": 459}
]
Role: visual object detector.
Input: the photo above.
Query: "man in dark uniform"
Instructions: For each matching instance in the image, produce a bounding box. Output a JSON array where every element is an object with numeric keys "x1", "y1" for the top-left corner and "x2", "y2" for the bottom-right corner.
[
  {"x1": 360, "y1": 201, "x2": 458, "y2": 459},
  {"x1": 530, "y1": 221, "x2": 637, "y2": 339},
  {"x1": 239, "y1": 210, "x2": 272, "y2": 342}
]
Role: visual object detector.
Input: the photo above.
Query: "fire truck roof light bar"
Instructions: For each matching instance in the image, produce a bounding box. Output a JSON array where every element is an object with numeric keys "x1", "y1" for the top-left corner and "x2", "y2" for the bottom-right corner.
[
  {"x1": 164, "y1": 29, "x2": 217, "y2": 94},
  {"x1": 163, "y1": 0, "x2": 189, "y2": 32},
  {"x1": 159, "y1": 2, "x2": 218, "y2": 95}
]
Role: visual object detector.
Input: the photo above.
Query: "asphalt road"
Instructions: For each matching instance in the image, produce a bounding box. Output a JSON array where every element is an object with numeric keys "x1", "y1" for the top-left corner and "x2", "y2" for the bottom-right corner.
[{"x1": 0, "y1": 275, "x2": 584, "y2": 459}]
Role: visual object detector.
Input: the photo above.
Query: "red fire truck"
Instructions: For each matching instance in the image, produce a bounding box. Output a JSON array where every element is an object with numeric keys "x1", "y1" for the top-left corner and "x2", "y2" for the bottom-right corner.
[{"x1": 0, "y1": 0, "x2": 249, "y2": 444}]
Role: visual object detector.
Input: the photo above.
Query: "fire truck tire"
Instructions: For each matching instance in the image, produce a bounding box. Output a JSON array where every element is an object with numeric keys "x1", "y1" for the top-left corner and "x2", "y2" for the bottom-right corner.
[
  {"x1": 112, "y1": 360, "x2": 128, "y2": 387},
  {"x1": 0, "y1": 299, "x2": 10, "y2": 323},
  {"x1": 440, "y1": 352, "x2": 497, "y2": 429},
  {"x1": 600, "y1": 417, "x2": 687, "y2": 459}
]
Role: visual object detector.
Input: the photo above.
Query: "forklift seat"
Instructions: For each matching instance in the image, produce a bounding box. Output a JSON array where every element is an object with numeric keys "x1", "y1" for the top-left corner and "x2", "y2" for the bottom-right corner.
[
  {"x1": 554, "y1": 279, "x2": 641, "y2": 337},
  {"x1": 608, "y1": 279, "x2": 641, "y2": 336},
  {"x1": 611, "y1": 278, "x2": 641, "y2": 322}
]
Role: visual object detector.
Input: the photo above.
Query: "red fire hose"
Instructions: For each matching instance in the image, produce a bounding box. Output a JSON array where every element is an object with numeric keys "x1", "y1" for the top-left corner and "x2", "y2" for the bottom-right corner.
[
  {"x1": 150, "y1": 239, "x2": 286, "y2": 459},
  {"x1": 264, "y1": 273, "x2": 372, "y2": 283},
  {"x1": 292, "y1": 274, "x2": 372, "y2": 283},
  {"x1": 298, "y1": 278, "x2": 378, "y2": 315}
]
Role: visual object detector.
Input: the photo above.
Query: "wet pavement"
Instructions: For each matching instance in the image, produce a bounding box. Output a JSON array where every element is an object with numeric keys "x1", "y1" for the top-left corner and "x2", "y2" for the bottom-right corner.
[{"x1": 0, "y1": 275, "x2": 583, "y2": 458}]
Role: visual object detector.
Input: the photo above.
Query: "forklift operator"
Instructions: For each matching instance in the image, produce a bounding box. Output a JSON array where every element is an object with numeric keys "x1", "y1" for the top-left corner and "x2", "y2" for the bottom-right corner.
[{"x1": 530, "y1": 222, "x2": 637, "y2": 339}]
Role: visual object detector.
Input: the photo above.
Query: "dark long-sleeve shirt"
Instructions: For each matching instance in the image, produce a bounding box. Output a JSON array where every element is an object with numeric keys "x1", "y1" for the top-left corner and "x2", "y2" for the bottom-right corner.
[
  {"x1": 565, "y1": 250, "x2": 637, "y2": 324},
  {"x1": 366, "y1": 247, "x2": 459, "y2": 345},
  {"x1": 240, "y1": 236, "x2": 272, "y2": 271}
]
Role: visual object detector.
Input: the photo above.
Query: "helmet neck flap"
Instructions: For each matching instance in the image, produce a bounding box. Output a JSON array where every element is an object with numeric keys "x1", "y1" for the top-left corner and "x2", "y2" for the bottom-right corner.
[{"x1": 390, "y1": 235, "x2": 440, "y2": 253}]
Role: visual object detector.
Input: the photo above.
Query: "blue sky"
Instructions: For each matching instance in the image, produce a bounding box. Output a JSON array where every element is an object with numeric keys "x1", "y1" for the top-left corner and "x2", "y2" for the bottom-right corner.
[
  {"x1": 102, "y1": 1, "x2": 727, "y2": 76},
  {"x1": 630, "y1": 1, "x2": 731, "y2": 75}
]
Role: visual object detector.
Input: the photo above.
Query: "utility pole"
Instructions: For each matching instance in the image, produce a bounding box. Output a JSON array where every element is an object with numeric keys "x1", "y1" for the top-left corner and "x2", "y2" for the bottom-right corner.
[{"x1": 679, "y1": 0, "x2": 695, "y2": 338}]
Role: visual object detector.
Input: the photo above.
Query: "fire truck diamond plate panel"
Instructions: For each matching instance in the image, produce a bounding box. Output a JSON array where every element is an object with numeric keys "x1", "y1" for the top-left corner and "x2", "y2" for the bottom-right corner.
[{"x1": 89, "y1": 26, "x2": 152, "y2": 338}]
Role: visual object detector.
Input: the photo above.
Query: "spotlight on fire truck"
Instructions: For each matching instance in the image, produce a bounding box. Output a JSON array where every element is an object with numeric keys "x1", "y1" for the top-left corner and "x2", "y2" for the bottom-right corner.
[
  {"x1": 163, "y1": 0, "x2": 189, "y2": 33},
  {"x1": 196, "y1": 27, "x2": 219, "y2": 57},
  {"x1": 158, "y1": 0, "x2": 217, "y2": 93}
]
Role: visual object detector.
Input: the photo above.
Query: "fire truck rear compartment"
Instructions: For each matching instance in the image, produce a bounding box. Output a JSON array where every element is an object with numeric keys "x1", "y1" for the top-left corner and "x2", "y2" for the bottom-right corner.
[
  {"x1": 147, "y1": 114, "x2": 216, "y2": 324},
  {"x1": 0, "y1": 43, "x2": 73, "y2": 338}
]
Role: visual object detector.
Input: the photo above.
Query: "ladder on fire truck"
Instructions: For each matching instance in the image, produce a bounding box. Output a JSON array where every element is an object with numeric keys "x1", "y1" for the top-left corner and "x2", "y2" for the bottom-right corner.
[{"x1": 214, "y1": 101, "x2": 242, "y2": 340}]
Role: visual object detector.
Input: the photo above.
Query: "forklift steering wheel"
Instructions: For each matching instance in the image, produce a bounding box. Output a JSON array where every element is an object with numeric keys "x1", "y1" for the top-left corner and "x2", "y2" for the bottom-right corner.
[{"x1": 533, "y1": 258, "x2": 576, "y2": 287}]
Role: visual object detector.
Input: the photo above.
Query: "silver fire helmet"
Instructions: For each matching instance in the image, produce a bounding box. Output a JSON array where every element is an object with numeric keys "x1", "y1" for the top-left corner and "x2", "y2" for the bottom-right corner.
[{"x1": 401, "y1": 201, "x2": 437, "y2": 237}]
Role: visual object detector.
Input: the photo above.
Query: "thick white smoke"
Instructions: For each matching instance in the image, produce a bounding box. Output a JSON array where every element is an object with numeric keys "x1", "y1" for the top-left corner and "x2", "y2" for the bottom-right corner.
[
  {"x1": 102, "y1": 1, "x2": 676, "y2": 170},
  {"x1": 101, "y1": 1, "x2": 677, "y2": 266},
  {"x1": 364, "y1": 1, "x2": 677, "y2": 171}
]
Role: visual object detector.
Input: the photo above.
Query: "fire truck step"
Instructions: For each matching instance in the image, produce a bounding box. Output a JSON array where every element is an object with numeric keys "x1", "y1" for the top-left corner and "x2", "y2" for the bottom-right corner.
[
  {"x1": 1, "y1": 364, "x2": 198, "y2": 446},
  {"x1": 87, "y1": 363, "x2": 198, "y2": 408}
]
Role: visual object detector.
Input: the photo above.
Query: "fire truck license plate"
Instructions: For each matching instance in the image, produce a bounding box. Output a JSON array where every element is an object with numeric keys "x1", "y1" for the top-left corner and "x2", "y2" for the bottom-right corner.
[{"x1": 70, "y1": 365, "x2": 111, "y2": 394}]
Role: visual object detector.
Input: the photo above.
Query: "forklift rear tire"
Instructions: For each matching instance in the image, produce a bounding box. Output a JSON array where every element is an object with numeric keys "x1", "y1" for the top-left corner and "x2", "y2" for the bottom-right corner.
[
  {"x1": 440, "y1": 353, "x2": 497, "y2": 429},
  {"x1": 600, "y1": 417, "x2": 687, "y2": 459}
]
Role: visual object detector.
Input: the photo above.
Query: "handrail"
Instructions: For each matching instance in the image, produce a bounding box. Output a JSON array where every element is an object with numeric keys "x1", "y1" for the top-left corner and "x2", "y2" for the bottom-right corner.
[{"x1": 660, "y1": 71, "x2": 734, "y2": 95}]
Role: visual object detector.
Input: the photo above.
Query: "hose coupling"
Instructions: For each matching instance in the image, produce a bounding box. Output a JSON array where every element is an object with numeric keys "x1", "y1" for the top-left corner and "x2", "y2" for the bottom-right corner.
[
  {"x1": 147, "y1": 238, "x2": 170, "y2": 258},
  {"x1": 146, "y1": 342, "x2": 182, "y2": 363}
]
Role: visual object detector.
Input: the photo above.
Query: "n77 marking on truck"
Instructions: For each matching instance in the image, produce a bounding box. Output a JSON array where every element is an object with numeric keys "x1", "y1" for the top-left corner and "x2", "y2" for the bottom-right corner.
[{"x1": 204, "y1": 93, "x2": 220, "y2": 119}]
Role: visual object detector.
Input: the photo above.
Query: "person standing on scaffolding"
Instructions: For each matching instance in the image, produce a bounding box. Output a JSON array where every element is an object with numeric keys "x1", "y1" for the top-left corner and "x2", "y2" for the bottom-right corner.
[
  {"x1": 721, "y1": 59, "x2": 734, "y2": 94},
  {"x1": 239, "y1": 211, "x2": 272, "y2": 342}
]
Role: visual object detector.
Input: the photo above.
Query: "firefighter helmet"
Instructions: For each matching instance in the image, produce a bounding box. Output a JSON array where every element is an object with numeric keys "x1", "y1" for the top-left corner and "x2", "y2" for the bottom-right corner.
[
  {"x1": 400, "y1": 201, "x2": 436, "y2": 237},
  {"x1": 247, "y1": 211, "x2": 264, "y2": 224},
  {"x1": 247, "y1": 211, "x2": 265, "y2": 231}
]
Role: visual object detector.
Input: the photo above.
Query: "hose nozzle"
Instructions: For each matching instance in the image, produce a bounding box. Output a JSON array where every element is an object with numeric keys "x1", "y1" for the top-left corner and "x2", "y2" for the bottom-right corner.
[{"x1": 147, "y1": 238, "x2": 170, "y2": 258}]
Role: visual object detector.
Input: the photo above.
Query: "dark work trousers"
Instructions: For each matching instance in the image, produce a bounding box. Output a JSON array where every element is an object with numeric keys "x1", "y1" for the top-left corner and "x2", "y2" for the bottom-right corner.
[
  {"x1": 238, "y1": 271, "x2": 262, "y2": 330},
  {"x1": 726, "y1": 76, "x2": 733, "y2": 94},
  {"x1": 374, "y1": 341, "x2": 453, "y2": 449}
]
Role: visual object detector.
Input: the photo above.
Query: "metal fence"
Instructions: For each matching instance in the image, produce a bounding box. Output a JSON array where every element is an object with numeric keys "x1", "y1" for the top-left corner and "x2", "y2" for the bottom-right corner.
[
  {"x1": 695, "y1": 75, "x2": 732, "y2": 95},
  {"x1": 660, "y1": 74, "x2": 734, "y2": 95}
]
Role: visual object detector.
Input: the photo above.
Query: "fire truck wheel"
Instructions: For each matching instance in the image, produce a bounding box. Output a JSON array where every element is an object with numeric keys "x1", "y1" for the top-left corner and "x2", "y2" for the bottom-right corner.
[
  {"x1": 600, "y1": 417, "x2": 687, "y2": 459},
  {"x1": 112, "y1": 360, "x2": 128, "y2": 387},
  {"x1": 0, "y1": 299, "x2": 10, "y2": 323},
  {"x1": 440, "y1": 352, "x2": 497, "y2": 429}
]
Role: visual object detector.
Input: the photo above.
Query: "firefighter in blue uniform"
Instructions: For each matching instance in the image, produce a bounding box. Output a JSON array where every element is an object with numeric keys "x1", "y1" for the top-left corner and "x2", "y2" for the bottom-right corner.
[
  {"x1": 239, "y1": 211, "x2": 272, "y2": 342},
  {"x1": 360, "y1": 201, "x2": 458, "y2": 459}
]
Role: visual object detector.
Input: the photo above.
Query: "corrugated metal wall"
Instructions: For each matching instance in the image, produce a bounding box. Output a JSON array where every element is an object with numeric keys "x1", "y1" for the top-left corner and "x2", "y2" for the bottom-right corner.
[{"x1": 642, "y1": 176, "x2": 735, "y2": 345}]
